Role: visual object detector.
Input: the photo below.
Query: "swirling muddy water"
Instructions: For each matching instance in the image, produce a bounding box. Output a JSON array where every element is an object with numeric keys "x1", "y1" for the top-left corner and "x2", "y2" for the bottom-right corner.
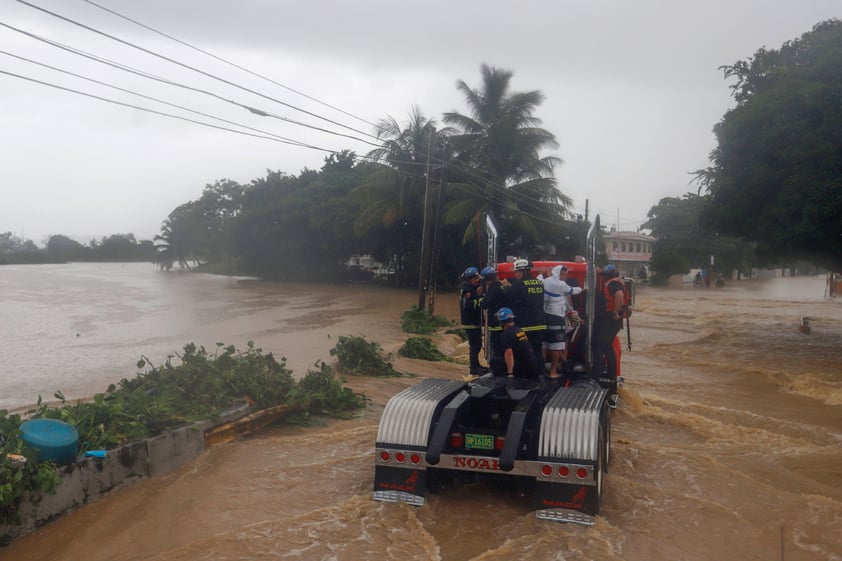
[{"x1": 1, "y1": 264, "x2": 840, "y2": 561}]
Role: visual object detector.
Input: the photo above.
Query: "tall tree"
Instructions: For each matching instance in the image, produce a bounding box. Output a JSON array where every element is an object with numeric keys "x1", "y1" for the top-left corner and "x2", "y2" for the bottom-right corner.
[
  {"x1": 643, "y1": 193, "x2": 755, "y2": 279},
  {"x1": 355, "y1": 107, "x2": 446, "y2": 283},
  {"x1": 698, "y1": 19, "x2": 842, "y2": 269},
  {"x1": 443, "y1": 64, "x2": 570, "y2": 255}
]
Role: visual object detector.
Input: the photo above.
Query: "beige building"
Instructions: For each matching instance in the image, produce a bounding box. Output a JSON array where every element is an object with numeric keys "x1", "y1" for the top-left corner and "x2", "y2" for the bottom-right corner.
[{"x1": 604, "y1": 230, "x2": 655, "y2": 279}]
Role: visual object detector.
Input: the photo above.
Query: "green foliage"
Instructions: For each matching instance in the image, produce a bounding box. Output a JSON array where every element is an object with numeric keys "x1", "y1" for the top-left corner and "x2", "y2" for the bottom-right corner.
[
  {"x1": 0, "y1": 342, "x2": 364, "y2": 531},
  {"x1": 288, "y1": 361, "x2": 367, "y2": 420},
  {"x1": 398, "y1": 337, "x2": 453, "y2": 362},
  {"x1": 443, "y1": 64, "x2": 570, "y2": 256},
  {"x1": 329, "y1": 335, "x2": 403, "y2": 377},
  {"x1": 0, "y1": 232, "x2": 155, "y2": 265},
  {"x1": 699, "y1": 19, "x2": 842, "y2": 270},
  {"x1": 0, "y1": 410, "x2": 61, "y2": 529},
  {"x1": 28, "y1": 343, "x2": 299, "y2": 449},
  {"x1": 400, "y1": 305, "x2": 452, "y2": 334},
  {"x1": 644, "y1": 193, "x2": 757, "y2": 276}
]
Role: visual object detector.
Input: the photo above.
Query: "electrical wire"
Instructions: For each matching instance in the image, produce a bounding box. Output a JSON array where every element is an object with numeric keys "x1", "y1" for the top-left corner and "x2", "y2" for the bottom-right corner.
[
  {"x1": 0, "y1": 68, "x2": 323, "y2": 149},
  {"x1": 16, "y1": 0, "x2": 380, "y2": 142},
  {"x1": 15, "y1": 0, "x2": 565, "y2": 218},
  {"x1": 80, "y1": 0, "x2": 378, "y2": 129},
  {"x1": 0, "y1": 21, "x2": 379, "y2": 147},
  {"x1": 7, "y1": 2, "x2": 569, "y2": 226},
  {"x1": 1, "y1": 65, "x2": 565, "y2": 228},
  {"x1": 0, "y1": 49, "x2": 317, "y2": 149}
]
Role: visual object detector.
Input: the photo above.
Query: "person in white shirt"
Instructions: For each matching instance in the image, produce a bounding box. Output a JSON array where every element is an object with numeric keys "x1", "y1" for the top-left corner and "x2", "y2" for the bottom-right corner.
[{"x1": 542, "y1": 265, "x2": 583, "y2": 378}]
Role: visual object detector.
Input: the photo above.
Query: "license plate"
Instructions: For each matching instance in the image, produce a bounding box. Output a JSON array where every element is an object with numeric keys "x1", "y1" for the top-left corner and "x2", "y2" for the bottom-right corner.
[{"x1": 465, "y1": 433, "x2": 494, "y2": 450}]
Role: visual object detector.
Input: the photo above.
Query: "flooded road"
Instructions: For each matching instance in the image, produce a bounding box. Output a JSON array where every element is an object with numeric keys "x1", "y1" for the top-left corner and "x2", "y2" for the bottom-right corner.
[{"x1": 2, "y1": 266, "x2": 841, "y2": 561}]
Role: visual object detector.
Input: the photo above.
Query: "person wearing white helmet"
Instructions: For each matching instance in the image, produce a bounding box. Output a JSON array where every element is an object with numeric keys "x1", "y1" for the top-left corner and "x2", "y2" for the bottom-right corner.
[{"x1": 542, "y1": 265, "x2": 583, "y2": 378}]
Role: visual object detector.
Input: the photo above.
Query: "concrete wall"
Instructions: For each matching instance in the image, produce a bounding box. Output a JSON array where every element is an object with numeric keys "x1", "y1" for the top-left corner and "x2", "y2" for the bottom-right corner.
[{"x1": 1, "y1": 402, "x2": 251, "y2": 540}]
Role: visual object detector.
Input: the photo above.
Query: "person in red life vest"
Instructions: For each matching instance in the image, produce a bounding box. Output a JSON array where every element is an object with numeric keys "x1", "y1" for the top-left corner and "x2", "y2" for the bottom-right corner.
[
  {"x1": 496, "y1": 307, "x2": 540, "y2": 379},
  {"x1": 505, "y1": 258, "x2": 547, "y2": 374},
  {"x1": 591, "y1": 264, "x2": 625, "y2": 387},
  {"x1": 459, "y1": 267, "x2": 486, "y2": 375}
]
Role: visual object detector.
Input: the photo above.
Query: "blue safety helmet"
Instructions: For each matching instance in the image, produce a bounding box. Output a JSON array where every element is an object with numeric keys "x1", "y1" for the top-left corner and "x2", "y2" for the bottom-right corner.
[
  {"x1": 480, "y1": 266, "x2": 497, "y2": 278},
  {"x1": 462, "y1": 266, "x2": 480, "y2": 279},
  {"x1": 602, "y1": 264, "x2": 618, "y2": 277},
  {"x1": 495, "y1": 307, "x2": 515, "y2": 322}
]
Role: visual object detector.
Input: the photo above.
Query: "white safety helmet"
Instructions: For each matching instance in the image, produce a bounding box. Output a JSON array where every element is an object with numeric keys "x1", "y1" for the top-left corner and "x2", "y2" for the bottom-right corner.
[{"x1": 513, "y1": 258, "x2": 531, "y2": 271}]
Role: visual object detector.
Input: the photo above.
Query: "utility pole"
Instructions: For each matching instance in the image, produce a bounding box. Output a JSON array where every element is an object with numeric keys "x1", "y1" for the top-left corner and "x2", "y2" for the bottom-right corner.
[
  {"x1": 428, "y1": 162, "x2": 446, "y2": 315},
  {"x1": 416, "y1": 126, "x2": 435, "y2": 311}
]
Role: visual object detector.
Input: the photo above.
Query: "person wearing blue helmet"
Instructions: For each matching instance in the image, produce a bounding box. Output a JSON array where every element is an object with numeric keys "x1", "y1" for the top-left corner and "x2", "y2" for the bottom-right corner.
[
  {"x1": 592, "y1": 264, "x2": 626, "y2": 391},
  {"x1": 460, "y1": 266, "x2": 486, "y2": 375},
  {"x1": 495, "y1": 307, "x2": 539, "y2": 379},
  {"x1": 480, "y1": 266, "x2": 506, "y2": 373}
]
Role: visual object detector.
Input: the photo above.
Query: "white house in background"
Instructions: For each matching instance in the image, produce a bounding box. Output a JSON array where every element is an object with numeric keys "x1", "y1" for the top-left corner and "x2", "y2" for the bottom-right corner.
[{"x1": 604, "y1": 230, "x2": 656, "y2": 279}]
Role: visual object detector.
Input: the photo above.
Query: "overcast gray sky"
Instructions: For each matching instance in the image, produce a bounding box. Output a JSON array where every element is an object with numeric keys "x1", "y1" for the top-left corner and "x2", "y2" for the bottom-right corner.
[{"x1": 1, "y1": 0, "x2": 839, "y2": 244}]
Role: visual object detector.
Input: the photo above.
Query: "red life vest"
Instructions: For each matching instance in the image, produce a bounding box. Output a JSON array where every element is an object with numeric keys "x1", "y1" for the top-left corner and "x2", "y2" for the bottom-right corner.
[{"x1": 604, "y1": 278, "x2": 632, "y2": 318}]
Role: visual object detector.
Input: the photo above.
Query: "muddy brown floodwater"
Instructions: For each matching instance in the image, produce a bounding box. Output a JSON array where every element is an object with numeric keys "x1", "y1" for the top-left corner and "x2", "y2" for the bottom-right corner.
[{"x1": 3, "y1": 275, "x2": 841, "y2": 561}]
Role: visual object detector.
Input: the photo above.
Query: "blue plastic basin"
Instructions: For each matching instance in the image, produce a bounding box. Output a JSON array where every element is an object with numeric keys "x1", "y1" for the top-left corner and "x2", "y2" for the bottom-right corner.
[{"x1": 20, "y1": 419, "x2": 79, "y2": 465}]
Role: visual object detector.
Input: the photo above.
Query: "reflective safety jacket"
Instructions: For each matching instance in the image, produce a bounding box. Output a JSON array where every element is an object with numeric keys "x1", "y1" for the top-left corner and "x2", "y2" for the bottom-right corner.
[{"x1": 506, "y1": 277, "x2": 546, "y2": 331}]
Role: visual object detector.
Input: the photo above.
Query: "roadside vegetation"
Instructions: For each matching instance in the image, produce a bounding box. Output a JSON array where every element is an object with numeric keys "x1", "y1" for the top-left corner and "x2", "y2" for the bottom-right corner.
[
  {"x1": 0, "y1": 341, "x2": 364, "y2": 532},
  {"x1": 400, "y1": 305, "x2": 452, "y2": 334},
  {"x1": 329, "y1": 335, "x2": 404, "y2": 377},
  {"x1": 398, "y1": 337, "x2": 453, "y2": 362}
]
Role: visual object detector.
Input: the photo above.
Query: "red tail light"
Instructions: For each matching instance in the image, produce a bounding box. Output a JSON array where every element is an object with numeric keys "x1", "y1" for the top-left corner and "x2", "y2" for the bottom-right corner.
[
  {"x1": 410, "y1": 453, "x2": 421, "y2": 465},
  {"x1": 395, "y1": 452, "x2": 406, "y2": 463},
  {"x1": 576, "y1": 467, "x2": 588, "y2": 479},
  {"x1": 540, "y1": 464, "x2": 553, "y2": 476},
  {"x1": 558, "y1": 466, "x2": 570, "y2": 477},
  {"x1": 494, "y1": 436, "x2": 505, "y2": 450},
  {"x1": 380, "y1": 451, "x2": 390, "y2": 462},
  {"x1": 449, "y1": 432, "x2": 464, "y2": 448}
]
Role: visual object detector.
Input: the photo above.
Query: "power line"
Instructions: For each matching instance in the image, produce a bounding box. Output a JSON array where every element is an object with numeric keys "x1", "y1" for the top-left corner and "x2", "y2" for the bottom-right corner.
[
  {"x1": 13, "y1": 0, "x2": 381, "y2": 144},
  {"x1": 0, "y1": 21, "x2": 379, "y2": 147},
  {"x1": 1, "y1": 65, "x2": 566, "y2": 230},
  {"x1": 0, "y1": 68, "x2": 322, "y2": 148},
  {"x1": 7, "y1": 2, "x2": 570, "y2": 226},
  {"x1": 80, "y1": 0, "x2": 378, "y2": 129},
  {"x1": 0, "y1": 49, "x2": 318, "y2": 149},
  {"x1": 7, "y1": 3, "x2": 564, "y2": 219}
]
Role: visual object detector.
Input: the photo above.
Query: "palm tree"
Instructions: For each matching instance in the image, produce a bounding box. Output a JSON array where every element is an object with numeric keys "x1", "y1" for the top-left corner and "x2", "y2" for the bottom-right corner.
[
  {"x1": 443, "y1": 64, "x2": 570, "y2": 250},
  {"x1": 153, "y1": 203, "x2": 202, "y2": 271},
  {"x1": 352, "y1": 106, "x2": 448, "y2": 281}
]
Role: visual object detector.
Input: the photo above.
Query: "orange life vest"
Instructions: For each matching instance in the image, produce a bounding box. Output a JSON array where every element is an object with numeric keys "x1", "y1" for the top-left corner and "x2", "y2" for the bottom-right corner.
[{"x1": 604, "y1": 278, "x2": 632, "y2": 319}]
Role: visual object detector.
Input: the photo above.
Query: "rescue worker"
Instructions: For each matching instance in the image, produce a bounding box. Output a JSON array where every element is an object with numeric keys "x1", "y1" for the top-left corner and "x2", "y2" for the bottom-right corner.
[
  {"x1": 505, "y1": 258, "x2": 546, "y2": 373},
  {"x1": 592, "y1": 264, "x2": 625, "y2": 388},
  {"x1": 459, "y1": 266, "x2": 485, "y2": 375},
  {"x1": 542, "y1": 265, "x2": 583, "y2": 378},
  {"x1": 496, "y1": 307, "x2": 540, "y2": 379},
  {"x1": 481, "y1": 266, "x2": 506, "y2": 375}
]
